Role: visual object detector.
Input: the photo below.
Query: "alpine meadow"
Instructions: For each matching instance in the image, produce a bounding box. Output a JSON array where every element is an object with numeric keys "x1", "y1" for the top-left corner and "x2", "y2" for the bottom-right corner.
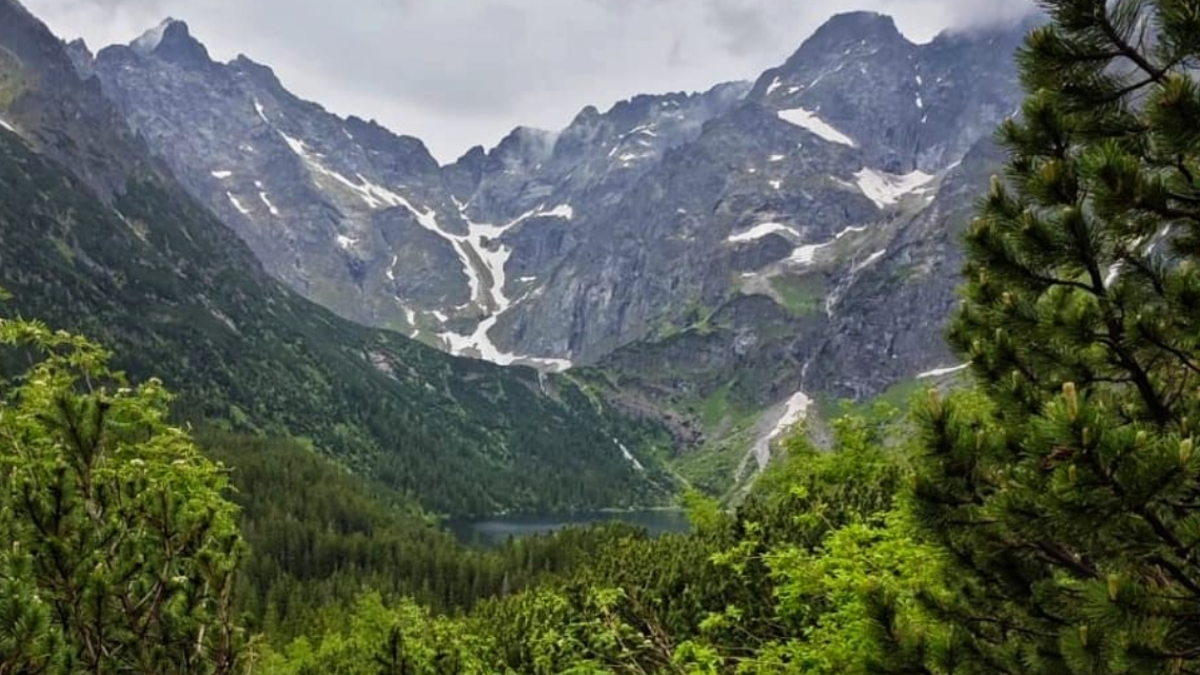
[{"x1": 4, "y1": 0, "x2": 1200, "y2": 673}]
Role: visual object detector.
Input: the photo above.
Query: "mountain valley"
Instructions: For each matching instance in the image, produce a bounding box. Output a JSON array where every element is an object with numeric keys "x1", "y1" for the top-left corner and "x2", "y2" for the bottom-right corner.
[{"x1": 29, "y1": 9, "x2": 1035, "y2": 495}]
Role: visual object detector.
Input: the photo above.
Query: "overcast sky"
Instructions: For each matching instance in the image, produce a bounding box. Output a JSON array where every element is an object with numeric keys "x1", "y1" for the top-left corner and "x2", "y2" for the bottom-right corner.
[{"x1": 22, "y1": 0, "x2": 1035, "y2": 162}]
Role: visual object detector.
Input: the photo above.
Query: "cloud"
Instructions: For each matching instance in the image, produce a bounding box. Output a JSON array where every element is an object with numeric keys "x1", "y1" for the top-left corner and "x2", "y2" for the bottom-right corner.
[{"x1": 20, "y1": 0, "x2": 1037, "y2": 161}]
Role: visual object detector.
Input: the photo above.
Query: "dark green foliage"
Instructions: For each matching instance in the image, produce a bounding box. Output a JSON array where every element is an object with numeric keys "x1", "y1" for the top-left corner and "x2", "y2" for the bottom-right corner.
[
  {"x1": 0, "y1": 127, "x2": 674, "y2": 516},
  {"x1": 893, "y1": 2, "x2": 1200, "y2": 674},
  {"x1": 202, "y1": 431, "x2": 646, "y2": 645}
]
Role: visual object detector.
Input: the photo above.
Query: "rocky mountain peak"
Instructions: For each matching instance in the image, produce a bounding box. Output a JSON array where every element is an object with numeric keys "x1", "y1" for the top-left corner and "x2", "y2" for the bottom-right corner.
[
  {"x1": 131, "y1": 18, "x2": 212, "y2": 69},
  {"x1": 796, "y1": 11, "x2": 906, "y2": 55},
  {"x1": 64, "y1": 37, "x2": 94, "y2": 76}
]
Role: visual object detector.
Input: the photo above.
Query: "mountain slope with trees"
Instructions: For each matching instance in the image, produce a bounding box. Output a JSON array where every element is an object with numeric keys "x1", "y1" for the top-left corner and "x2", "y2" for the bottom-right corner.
[{"x1": 0, "y1": 0, "x2": 674, "y2": 516}]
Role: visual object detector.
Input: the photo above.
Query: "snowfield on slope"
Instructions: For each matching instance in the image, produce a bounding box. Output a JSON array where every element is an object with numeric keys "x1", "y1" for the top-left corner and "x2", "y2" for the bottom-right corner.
[
  {"x1": 854, "y1": 168, "x2": 936, "y2": 208},
  {"x1": 777, "y1": 107, "x2": 856, "y2": 147}
]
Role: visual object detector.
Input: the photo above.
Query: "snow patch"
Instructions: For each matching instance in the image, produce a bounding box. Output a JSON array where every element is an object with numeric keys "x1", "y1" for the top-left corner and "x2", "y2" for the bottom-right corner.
[
  {"x1": 437, "y1": 201, "x2": 576, "y2": 371},
  {"x1": 769, "y1": 154, "x2": 786, "y2": 162},
  {"x1": 258, "y1": 191, "x2": 280, "y2": 216},
  {"x1": 853, "y1": 168, "x2": 936, "y2": 209},
  {"x1": 769, "y1": 180, "x2": 783, "y2": 191},
  {"x1": 765, "y1": 76, "x2": 783, "y2": 96},
  {"x1": 776, "y1": 107, "x2": 856, "y2": 147},
  {"x1": 613, "y1": 438, "x2": 645, "y2": 471},
  {"x1": 540, "y1": 204, "x2": 574, "y2": 220},
  {"x1": 788, "y1": 226, "x2": 868, "y2": 264},
  {"x1": 918, "y1": 364, "x2": 969, "y2": 379},
  {"x1": 748, "y1": 391, "x2": 813, "y2": 471},
  {"x1": 211, "y1": 170, "x2": 233, "y2": 179},
  {"x1": 853, "y1": 249, "x2": 887, "y2": 272},
  {"x1": 729, "y1": 222, "x2": 798, "y2": 244},
  {"x1": 281, "y1": 131, "x2": 423, "y2": 213},
  {"x1": 769, "y1": 392, "x2": 812, "y2": 444},
  {"x1": 0, "y1": 117, "x2": 16, "y2": 133},
  {"x1": 336, "y1": 235, "x2": 358, "y2": 250},
  {"x1": 226, "y1": 192, "x2": 251, "y2": 215},
  {"x1": 253, "y1": 99, "x2": 269, "y2": 124}
]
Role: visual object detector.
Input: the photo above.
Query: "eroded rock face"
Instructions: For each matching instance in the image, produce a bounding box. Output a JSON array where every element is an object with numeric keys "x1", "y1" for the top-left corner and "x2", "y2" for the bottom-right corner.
[{"x1": 85, "y1": 10, "x2": 1032, "y2": 401}]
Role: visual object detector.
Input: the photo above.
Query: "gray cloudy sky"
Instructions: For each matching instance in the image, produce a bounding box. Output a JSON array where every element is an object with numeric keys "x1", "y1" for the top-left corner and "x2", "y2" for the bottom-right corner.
[{"x1": 22, "y1": 0, "x2": 1035, "y2": 162}]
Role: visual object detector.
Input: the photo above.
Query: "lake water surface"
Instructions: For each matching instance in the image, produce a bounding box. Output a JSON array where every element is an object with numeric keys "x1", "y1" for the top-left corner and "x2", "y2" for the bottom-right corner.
[{"x1": 447, "y1": 509, "x2": 691, "y2": 547}]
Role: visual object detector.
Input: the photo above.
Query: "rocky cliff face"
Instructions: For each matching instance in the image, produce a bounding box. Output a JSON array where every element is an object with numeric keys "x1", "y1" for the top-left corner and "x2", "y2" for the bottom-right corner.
[
  {"x1": 464, "y1": 11, "x2": 1028, "y2": 377},
  {"x1": 83, "y1": 10, "x2": 1032, "y2": 405},
  {"x1": 0, "y1": 0, "x2": 677, "y2": 514}
]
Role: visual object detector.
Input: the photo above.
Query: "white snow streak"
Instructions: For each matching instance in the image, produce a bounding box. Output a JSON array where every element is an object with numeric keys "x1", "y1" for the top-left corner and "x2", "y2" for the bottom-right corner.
[
  {"x1": 280, "y1": 128, "x2": 574, "y2": 370},
  {"x1": 769, "y1": 154, "x2": 786, "y2": 162},
  {"x1": 917, "y1": 364, "x2": 969, "y2": 379},
  {"x1": 226, "y1": 192, "x2": 251, "y2": 215},
  {"x1": 258, "y1": 191, "x2": 280, "y2": 216},
  {"x1": 438, "y1": 203, "x2": 575, "y2": 371},
  {"x1": 853, "y1": 249, "x2": 887, "y2": 272},
  {"x1": 765, "y1": 76, "x2": 783, "y2": 96},
  {"x1": 0, "y1": 117, "x2": 13, "y2": 133},
  {"x1": 777, "y1": 107, "x2": 856, "y2": 147},
  {"x1": 769, "y1": 392, "x2": 812, "y2": 444},
  {"x1": 853, "y1": 168, "x2": 936, "y2": 209},
  {"x1": 787, "y1": 226, "x2": 868, "y2": 264},
  {"x1": 613, "y1": 438, "x2": 645, "y2": 471},
  {"x1": 336, "y1": 235, "x2": 358, "y2": 250},
  {"x1": 749, "y1": 391, "x2": 813, "y2": 471},
  {"x1": 253, "y1": 99, "x2": 269, "y2": 123},
  {"x1": 627, "y1": 124, "x2": 659, "y2": 138},
  {"x1": 211, "y1": 170, "x2": 233, "y2": 179},
  {"x1": 728, "y1": 222, "x2": 799, "y2": 244}
]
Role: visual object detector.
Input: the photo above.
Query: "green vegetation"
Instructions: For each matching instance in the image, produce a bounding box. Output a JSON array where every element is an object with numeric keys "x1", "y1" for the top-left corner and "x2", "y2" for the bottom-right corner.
[
  {"x1": 202, "y1": 431, "x2": 648, "y2": 645},
  {"x1": 0, "y1": 47, "x2": 27, "y2": 108},
  {"x1": 768, "y1": 274, "x2": 825, "y2": 317},
  {"x1": 0, "y1": 318, "x2": 244, "y2": 674}
]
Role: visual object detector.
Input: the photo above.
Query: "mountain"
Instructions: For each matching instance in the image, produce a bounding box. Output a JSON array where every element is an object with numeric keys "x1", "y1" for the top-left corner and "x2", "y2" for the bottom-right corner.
[
  {"x1": 85, "y1": 12, "x2": 1026, "y2": 365},
  {"x1": 0, "y1": 0, "x2": 674, "y2": 515},
  {"x1": 76, "y1": 8, "x2": 1035, "y2": 494}
]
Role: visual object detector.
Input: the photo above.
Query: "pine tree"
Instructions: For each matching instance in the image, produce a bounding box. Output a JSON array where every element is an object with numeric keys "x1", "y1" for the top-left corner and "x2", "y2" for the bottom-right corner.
[
  {"x1": 0, "y1": 317, "x2": 246, "y2": 673},
  {"x1": 898, "y1": 1, "x2": 1200, "y2": 674}
]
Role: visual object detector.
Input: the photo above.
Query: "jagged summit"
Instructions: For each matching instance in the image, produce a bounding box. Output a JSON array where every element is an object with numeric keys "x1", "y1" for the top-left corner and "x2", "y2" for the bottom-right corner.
[
  {"x1": 806, "y1": 11, "x2": 905, "y2": 46},
  {"x1": 129, "y1": 18, "x2": 212, "y2": 68},
  {"x1": 130, "y1": 18, "x2": 180, "y2": 54}
]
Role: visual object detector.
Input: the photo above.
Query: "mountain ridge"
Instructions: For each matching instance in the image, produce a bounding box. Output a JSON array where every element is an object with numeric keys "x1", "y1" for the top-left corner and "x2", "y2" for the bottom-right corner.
[
  {"x1": 0, "y1": 0, "x2": 677, "y2": 514},
  {"x1": 50, "y1": 3, "x2": 1034, "y2": 493}
]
